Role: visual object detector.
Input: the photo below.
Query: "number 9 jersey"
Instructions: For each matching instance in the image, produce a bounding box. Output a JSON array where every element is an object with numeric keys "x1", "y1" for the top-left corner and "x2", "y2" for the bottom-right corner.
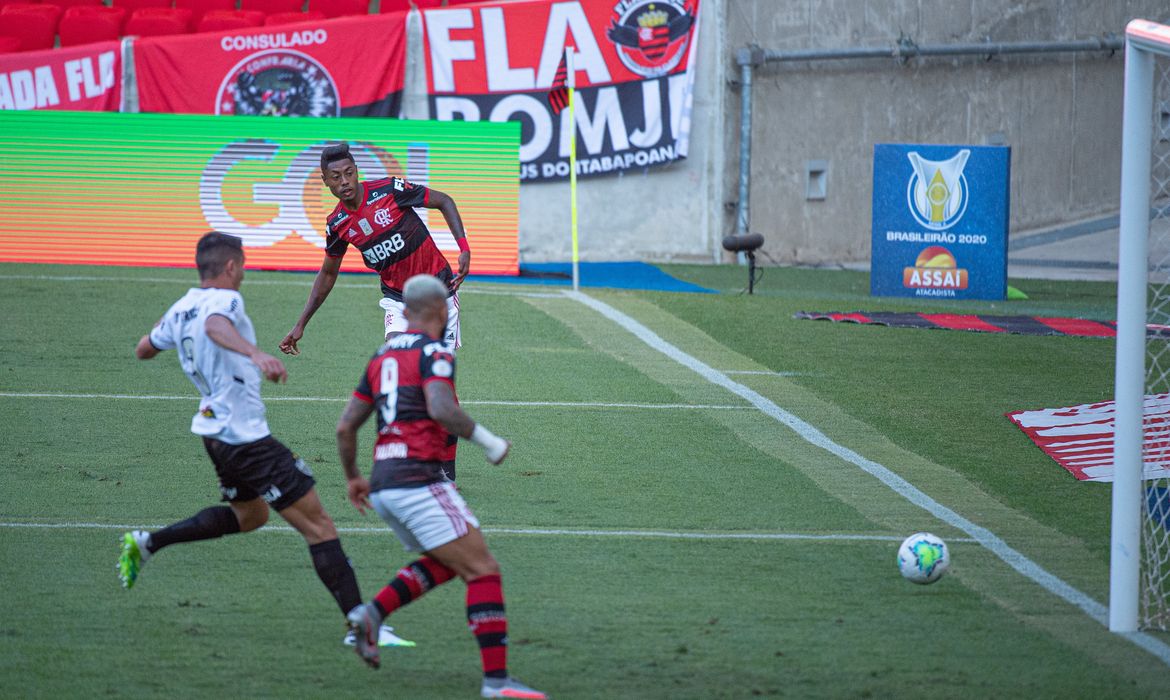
[
  {"x1": 149, "y1": 287, "x2": 270, "y2": 445},
  {"x1": 352, "y1": 331, "x2": 457, "y2": 490}
]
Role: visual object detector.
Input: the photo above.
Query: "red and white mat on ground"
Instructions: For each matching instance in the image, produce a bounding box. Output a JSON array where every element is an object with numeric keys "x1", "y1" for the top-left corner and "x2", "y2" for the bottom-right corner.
[{"x1": 1006, "y1": 395, "x2": 1170, "y2": 482}]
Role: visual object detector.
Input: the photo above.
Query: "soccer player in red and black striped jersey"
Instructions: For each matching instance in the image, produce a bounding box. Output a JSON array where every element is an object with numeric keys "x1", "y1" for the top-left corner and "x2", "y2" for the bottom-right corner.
[
  {"x1": 336, "y1": 275, "x2": 547, "y2": 699},
  {"x1": 279, "y1": 143, "x2": 471, "y2": 355}
]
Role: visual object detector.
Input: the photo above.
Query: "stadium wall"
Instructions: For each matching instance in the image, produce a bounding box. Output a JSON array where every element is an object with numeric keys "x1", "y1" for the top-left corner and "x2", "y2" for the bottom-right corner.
[{"x1": 720, "y1": 0, "x2": 1170, "y2": 266}]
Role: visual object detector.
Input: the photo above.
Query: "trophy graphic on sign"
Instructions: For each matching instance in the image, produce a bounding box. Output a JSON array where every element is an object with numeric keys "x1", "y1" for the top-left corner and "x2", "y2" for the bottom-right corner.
[{"x1": 906, "y1": 149, "x2": 970, "y2": 230}]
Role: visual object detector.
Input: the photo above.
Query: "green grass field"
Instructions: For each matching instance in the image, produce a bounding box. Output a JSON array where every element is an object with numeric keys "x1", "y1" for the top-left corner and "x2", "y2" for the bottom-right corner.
[{"x1": 2, "y1": 262, "x2": 1168, "y2": 698}]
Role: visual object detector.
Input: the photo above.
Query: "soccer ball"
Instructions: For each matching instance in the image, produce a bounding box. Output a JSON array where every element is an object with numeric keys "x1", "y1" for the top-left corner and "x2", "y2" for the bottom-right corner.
[{"x1": 897, "y1": 532, "x2": 950, "y2": 584}]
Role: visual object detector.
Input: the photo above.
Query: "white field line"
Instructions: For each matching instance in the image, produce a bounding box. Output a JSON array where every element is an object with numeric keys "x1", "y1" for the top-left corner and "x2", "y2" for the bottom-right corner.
[
  {"x1": 565, "y1": 290, "x2": 1170, "y2": 666},
  {"x1": 0, "y1": 520, "x2": 976, "y2": 543},
  {"x1": 0, "y1": 274, "x2": 561, "y2": 298},
  {"x1": 0, "y1": 392, "x2": 750, "y2": 411}
]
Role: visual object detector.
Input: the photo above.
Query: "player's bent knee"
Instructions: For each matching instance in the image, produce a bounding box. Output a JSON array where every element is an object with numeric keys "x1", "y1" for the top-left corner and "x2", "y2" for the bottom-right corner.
[{"x1": 232, "y1": 500, "x2": 269, "y2": 532}]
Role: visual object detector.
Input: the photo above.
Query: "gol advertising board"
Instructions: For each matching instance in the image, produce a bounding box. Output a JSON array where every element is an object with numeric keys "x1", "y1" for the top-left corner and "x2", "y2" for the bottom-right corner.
[
  {"x1": 871, "y1": 144, "x2": 1010, "y2": 300},
  {"x1": 0, "y1": 111, "x2": 519, "y2": 276}
]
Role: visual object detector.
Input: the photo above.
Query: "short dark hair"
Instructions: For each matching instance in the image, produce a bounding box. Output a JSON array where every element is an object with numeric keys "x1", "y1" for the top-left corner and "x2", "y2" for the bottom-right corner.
[
  {"x1": 320, "y1": 143, "x2": 355, "y2": 172},
  {"x1": 196, "y1": 231, "x2": 244, "y2": 280}
]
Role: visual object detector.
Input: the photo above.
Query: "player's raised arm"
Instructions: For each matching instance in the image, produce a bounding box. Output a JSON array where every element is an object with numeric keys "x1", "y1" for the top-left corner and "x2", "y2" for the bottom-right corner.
[
  {"x1": 206, "y1": 314, "x2": 287, "y2": 383},
  {"x1": 280, "y1": 254, "x2": 343, "y2": 355},
  {"x1": 425, "y1": 188, "x2": 471, "y2": 289}
]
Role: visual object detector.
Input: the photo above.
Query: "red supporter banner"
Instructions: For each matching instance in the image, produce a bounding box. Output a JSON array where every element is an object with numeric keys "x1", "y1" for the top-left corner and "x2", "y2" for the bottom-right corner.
[
  {"x1": 423, "y1": 0, "x2": 701, "y2": 181},
  {"x1": 0, "y1": 40, "x2": 121, "y2": 111},
  {"x1": 134, "y1": 13, "x2": 406, "y2": 117}
]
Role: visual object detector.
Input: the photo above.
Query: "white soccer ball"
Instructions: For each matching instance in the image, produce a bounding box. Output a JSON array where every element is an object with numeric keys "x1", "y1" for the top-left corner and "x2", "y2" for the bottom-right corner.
[{"x1": 897, "y1": 532, "x2": 950, "y2": 584}]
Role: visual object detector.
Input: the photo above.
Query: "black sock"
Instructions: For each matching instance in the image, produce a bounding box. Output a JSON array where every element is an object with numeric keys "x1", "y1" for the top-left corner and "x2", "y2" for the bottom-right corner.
[
  {"x1": 309, "y1": 539, "x2": 363, "y2": 616},
  {"x1": 149, "y1": 506, "x2": 241, "y2": 553}
]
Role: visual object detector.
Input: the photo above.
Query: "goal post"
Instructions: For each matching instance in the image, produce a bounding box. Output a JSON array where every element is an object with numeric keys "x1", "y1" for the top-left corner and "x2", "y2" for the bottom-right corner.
[{"x1": 1112, "y1": 18, "x2": 1170, "y2": 633}]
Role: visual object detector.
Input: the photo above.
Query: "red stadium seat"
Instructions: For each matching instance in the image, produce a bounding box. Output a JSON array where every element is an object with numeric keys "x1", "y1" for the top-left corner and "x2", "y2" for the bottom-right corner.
[
  {"x1": 0, "y1": 4, "x2": 61, "y2": 52},
  {"x1": 308, "y1": 0, "x2": 366, "y2": 18},
  {"x1": 41, "y1": 0, "x2": 105, "y2": 9},
  {"x1": 378, "y1": 0, "x2": 410, "y2": 13},
  {"x1": 197, "y1": 8, "x2": 263, "y2": 31},
  {"x1": 59, "y1": 5, "x2": 126, "y2": 46},
  {"x1": 413, "y1": 0, "x2": 442, "y2": 9},
  {"x1": 0, "y1": 34, "x2": 21, "y2": 53},
  {"x1": 443, "y1": 0, "x2": 482, "y2": 5},
  {"x1": 112, "y1": 0, "x2": 175, "y2": 11},
  {"x1": 124, "y1": 6, "x2": 193, "y2": 36},
  {"x1": 238, "y1": 0, "x2": 300, "y2": 13},
  {"x1": 173, "y1": 0, "x2": 233, "y2": 26},
  {"x1": 264, "y1": 9, "x2": 322, "y2": 26}
]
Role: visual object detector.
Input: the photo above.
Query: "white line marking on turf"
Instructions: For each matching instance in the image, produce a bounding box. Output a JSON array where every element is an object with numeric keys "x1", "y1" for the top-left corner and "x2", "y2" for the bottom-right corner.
[
  {"x1": 0, "y1": 392, "x2": 750, "y2": 411},
  {"x1": 0, "y1": 521, "x2": 976, "y2": 543},
  {"x1": 0, "y1": 274, "x2": 561, "y2": 298},
  {"x1": 565, "y1": 290, "x2": 1170, "y2": 666}
]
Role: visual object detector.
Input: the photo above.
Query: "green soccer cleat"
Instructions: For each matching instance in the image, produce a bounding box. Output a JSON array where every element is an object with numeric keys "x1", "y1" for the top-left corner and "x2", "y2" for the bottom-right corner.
[{"x1": 117, "y1": 530, "x2": 150, "y2": 589}]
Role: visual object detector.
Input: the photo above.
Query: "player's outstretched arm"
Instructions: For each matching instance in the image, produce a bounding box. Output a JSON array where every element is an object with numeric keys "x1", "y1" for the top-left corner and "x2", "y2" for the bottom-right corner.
[
  {"x1": 336, "y1": 396, "x2": 375, "y2": 513},
  {"x1": 134, "y1": 334, "x2": 161, "y2": 360},
  {"x1": 280, "y1": 255, "x2": 343, "y2": 355},
  {"x1": 426, "y1": 189, "x2": 471, "y2": 290},
  {"x1": 423, "y1": 381, "x2": 510, "y2": 464},
  {"x1": 205, "y1": 314, "x2": 288, "y2": 383}
]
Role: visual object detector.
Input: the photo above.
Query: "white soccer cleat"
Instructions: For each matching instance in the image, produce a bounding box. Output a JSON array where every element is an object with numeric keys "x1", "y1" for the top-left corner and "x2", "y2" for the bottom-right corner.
[
  {"x1": 481, "y1": 676, "x2": 548, "y2": 699},
  {"x1": 345, "y1": 604, "x2": 381, "y2": 669},
  {"x1": 342, "y1": 624, "x2": 416, "y2": 648}
]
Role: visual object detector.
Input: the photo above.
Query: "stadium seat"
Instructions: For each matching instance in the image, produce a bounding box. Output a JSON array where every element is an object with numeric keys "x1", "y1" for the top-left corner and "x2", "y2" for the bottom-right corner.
[
  {"x1": 308, "y1": 0, "x2": 366, "y2": 18},
  {"x1": 238, "y1": 0, "x2": 301, "y2": 13},
  {"x1": 413, "y1": 0, "x2": 442, "y2": 9},
  {"x1": 0, "y1": 4, "x2": 61, "y2": 52},
  {"x1": 173, "y1": 0, "x2": 232, "y2": 27},
  {"x1": 197, "y1": 8, "x2": 263, "y2": 31},
  {"x1": 124, "y1": 6, "x2": 193, "y2": 36},
  {"x1": 59, "y1": 5, "x2": 126, "y2": 46},
  {"x1": 0, "y1": 34, "x2": 21, "y2": 53},
  {"x1": 264, "y1": 9, "x2": 322, "y2": 26},
  {"x1": 378, "y1": 0, "x2": 410, "y2": 13},
  {"x1": 444, "y1": 0, "x2": 482, "y2": 5},
  {"x1": 41, "y1": 0, "x2": 106, "y2": 9},
  {"x1": 112, "y1": 0, "x2": 175, "y2": 12}
]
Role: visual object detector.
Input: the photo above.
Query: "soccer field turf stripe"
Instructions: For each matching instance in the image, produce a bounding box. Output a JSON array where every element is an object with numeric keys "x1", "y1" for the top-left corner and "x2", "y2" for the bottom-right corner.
[
  {"x1": 0, "y1": 392, "x2": 751, "y2": 411},
  {"x1": 0, "y1": 273, "x2": 562, "y2": 298},
  {"x1": 567, "y1": 290, "x2": 1170, "y2": 666},
  {"x1": 0, "y1": 521, "x2": 965, "y2": 543}
]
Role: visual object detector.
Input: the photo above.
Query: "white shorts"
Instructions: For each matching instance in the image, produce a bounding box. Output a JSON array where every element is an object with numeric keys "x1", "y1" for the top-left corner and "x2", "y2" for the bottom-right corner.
[
  {"x1": 379, "y1": 293, "x2": 461, "y2": 348},
  {"x1": 368, "y1": 481, "x2": 480, "y2": 553}
]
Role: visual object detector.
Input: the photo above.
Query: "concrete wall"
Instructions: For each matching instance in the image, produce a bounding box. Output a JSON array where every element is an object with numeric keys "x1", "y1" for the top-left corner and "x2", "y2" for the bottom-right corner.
[{"x1": 721, "y1": 0, "x2": 1170, "y2": 266}]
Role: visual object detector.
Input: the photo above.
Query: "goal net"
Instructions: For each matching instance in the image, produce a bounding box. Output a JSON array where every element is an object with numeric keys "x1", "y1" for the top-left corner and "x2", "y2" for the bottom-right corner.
[{"x1": 1113, "y1": 19, "x2": 1170, "y2": 632}]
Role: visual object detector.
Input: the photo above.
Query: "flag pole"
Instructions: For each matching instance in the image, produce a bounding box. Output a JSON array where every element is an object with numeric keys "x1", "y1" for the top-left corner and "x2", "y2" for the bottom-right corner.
[{"x1": 567, "y1": 48, "x2": 579, "y2": 292}]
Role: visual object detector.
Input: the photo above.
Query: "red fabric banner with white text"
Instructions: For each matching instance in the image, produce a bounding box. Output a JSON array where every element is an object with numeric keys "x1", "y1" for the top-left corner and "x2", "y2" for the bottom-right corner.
[
  {"x1": 422, "y1": 0, "x2": 701, "y2": 181},
  {"x1": 0, "y1": 40, "x2": 121, "y2": 111},
  {"x1": 134, "y1": 13, "x2": 406, "y2": 117}
]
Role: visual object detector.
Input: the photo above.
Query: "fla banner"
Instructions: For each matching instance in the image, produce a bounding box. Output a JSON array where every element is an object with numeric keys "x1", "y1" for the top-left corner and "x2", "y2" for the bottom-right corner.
[
  {"x1": 0, "y1": 110, "x2": 520, "y2": 275},
  {"x1": 0, "y1": 40, "x2": 121, "y2": 111},
  {"x1": 134, "y1": 13, "x2": 407, "y2": 117},
  {"x1": 423, "y1": 0, "x2": 701, "y2": 181}
]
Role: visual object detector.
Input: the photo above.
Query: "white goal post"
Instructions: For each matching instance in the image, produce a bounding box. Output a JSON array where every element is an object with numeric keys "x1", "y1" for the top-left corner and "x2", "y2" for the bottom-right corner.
[{"x1": 1112, "y1": 18, "x2": 1170, "y2": 633}]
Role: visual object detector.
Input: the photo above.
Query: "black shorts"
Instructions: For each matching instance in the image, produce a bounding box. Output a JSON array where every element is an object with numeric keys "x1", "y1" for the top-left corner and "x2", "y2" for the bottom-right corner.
[{"x1": 202, "y1": 435, "x2": 315, "y2": 511}]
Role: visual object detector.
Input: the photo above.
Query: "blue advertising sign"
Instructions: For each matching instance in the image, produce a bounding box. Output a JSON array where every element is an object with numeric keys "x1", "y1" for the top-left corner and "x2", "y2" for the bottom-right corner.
[{"x1": 871, "y1": 144, "x2": 1010, "y2": 300}]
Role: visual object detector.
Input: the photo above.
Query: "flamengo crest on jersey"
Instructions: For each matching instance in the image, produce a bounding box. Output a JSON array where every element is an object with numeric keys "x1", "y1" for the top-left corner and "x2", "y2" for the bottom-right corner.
[
  {"x1": 354, "y1": 331, "x2": 457, "y2": 489},
  {"x1": 324, "y1": 177, "x2": 454, "y2": 298},
  {"x1": 149, "y1": 287, "x2": 270, "y2": 445}
]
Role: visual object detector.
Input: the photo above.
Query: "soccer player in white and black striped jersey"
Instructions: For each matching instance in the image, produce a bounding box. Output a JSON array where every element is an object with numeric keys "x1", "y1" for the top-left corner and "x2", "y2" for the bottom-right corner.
[{"x1": 119, "y1": 231, "x2": 366, "y2": 644}]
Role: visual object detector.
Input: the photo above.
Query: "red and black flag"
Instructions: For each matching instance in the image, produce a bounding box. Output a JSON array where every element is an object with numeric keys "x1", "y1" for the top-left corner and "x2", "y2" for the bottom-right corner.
[{"x1": 548, "y1": 50, "x2": 569, "y2": 115}]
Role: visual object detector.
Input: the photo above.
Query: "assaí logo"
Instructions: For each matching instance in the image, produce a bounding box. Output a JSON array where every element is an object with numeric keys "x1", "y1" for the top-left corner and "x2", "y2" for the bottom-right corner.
[
  {"x1": 906, "y1": 149, "x2": 970, "y2": 231},
  {"x1": 198, "y1": 141, "x2": 411, "y2": 247},
  {"x1": 902, "y1": 245, "x2": 968, "y2": 297}
]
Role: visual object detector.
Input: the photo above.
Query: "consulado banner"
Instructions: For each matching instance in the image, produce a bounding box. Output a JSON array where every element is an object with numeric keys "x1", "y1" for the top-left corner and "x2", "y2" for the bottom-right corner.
[
  {"x1": 0, "y1": 40, "x2": 121, "y2": 111},
  {"x1": 134, "y1": 12, "x2": 407, "y2": 117},
  {"x1": 870, "y1": 143, "x2": 1011, "y2": 301},
  {"x1": 422, "y1": 0, "x2": 701, "y2": 181},
  {"x1": 0, "y1": 110, "x2": 520, "y2": 275}
]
